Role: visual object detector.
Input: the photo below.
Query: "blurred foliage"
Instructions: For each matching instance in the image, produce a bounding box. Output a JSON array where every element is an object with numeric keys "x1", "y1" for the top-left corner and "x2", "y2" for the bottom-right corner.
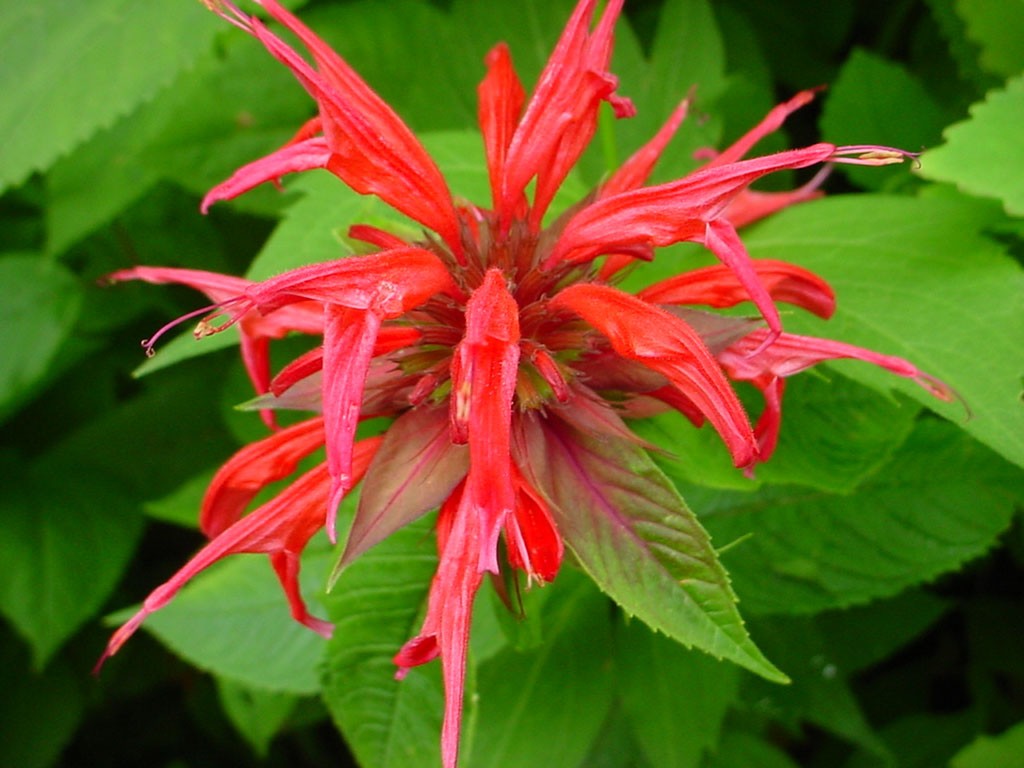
[{"x1": 0, "y1": 0, "x2": 1021, "y2": 766}]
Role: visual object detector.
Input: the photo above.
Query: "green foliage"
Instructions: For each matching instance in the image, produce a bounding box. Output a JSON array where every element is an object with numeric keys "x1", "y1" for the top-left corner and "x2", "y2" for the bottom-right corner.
[
  {"x1": 1, "y1": 0, "x2": 1022, "y2": 767},
  {"x1": 920, "y1": 74, "x2": 1024, "y2": 215}
]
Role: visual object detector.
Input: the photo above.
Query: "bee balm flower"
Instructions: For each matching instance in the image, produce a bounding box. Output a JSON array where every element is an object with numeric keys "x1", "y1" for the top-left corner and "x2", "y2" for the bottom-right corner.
[{"x1": 101, "y1": 1, "x2": 954, "y2": 765}]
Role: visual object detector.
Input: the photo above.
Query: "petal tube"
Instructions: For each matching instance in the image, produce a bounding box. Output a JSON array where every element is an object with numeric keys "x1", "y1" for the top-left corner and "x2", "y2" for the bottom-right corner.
[
  {"x1": 451, "y1": 269, "x2": 521, "y2": 572},
  {"x1": 393, "y1": 486, "x2": 483, "y2": 768},
  {"x1": 550, "y1": 284, "x2": 757, "y2": 468}
]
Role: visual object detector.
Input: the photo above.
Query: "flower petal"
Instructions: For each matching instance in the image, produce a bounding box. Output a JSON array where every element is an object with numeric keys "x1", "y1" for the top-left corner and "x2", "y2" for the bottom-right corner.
[
  {"x1": 393, "y1": 485, "x2": 483, "y2": 768},
  {"x1": 200, "y1": 416, "x2": 326, "y2": 538},
  {"x1": 201, "y1": 137, "x2": 333, "y2": 212},
  {"x1": 639, "y1": 258, "x2": 836, "y2": 319},
  {"x1": 550, "y1": 284, "x2": 757, "y2": 468},
  {"x1": 451, "y1": 269, "x2": 521, "y2": 572},
  {"x1": 96, "y1": 436, "x2": 381, "y2": 672},
  {"x1": 478, "y1": 42, "x2": 526, "y2": 213},
  {"x1": 238, "y1": 0, "x2": 463, "y2": 256}
]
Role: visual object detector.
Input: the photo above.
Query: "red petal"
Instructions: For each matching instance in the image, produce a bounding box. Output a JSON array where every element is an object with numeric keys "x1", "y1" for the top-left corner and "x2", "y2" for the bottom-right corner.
[
  {"x1": 501, "y1": 0, "x2": 633, "y2": 227},
  {"x1": 322, "y1": 305, "x2": 382, "y2": 541},
  {"x1": 639, "y1": 258, "x2": 836, "y2": 319},
  {"x1": 200, "y1": 416, "x2": 326, "y2": 538},
  {"x1": 478, "y1": 43, "x2": 526, "y2": 212},
  {"x1": 393, "y1": 488, "x2": 483, "y2": 768},
  {"x1": 600, "y1": 97, "x2": 690, "y2": 199},
  {"x1": 450, "y1": 270, "x2": 521, "y2": 572},
  {"x1": 241, "y1": 1, "x2": 463, "y2": 257},
  {"x1": 201, "y1": 137, "x2": 332, "y2": 212},
  {"x1": 246, "y1": 247, "x2": 455, "y2": 316},
  {"x1": 548, "y1": 144, "x2": 836, "y2": 267},
  {"x1": 505, "y1": 469, "x2": 563, "y2": 583},
  {"x1": 550, "y1": 284, "x2": 757, "y2": 468}
]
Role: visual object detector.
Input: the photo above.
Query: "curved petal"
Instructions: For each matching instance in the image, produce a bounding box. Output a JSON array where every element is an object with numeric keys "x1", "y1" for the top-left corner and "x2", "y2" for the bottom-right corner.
[
  {"x1": 550, "y1": 284, "x2": 757, "y2": 468},
  {"x1": 201, "y1": 137, "x2": 333, "y2": 212},
  {"x1": 96, "y1": 435, "x2": 382, "y2": 671},
  {"x1": 451, "y1": 269, "x2": 521, "y2": 572},
  {"x1": 200, "y1": 416, "x2": 326, "y2": 538},
  {"x1": 639, "y1": 258, "x2": 836, "y2": 318}
]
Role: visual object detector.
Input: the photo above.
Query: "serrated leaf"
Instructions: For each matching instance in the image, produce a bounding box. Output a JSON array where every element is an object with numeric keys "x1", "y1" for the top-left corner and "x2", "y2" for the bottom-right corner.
[
  {"x1": 141, "y1": 549, "x2": 331, "y2": 694},
  {"x1": 744, "y1": 194, "x2": 1024, "y2": 469},
  {"x1": 700, "y1": 420, "x2": 1020, "y2": 615},
  {"x1": 0, "y1": 453, "x2": 144, "y2": 667},
  {"x1": 0, "y1": 0, "x2": 221, "y2": 190},
  {"x1": 518, "y1": 417, "x2": 787, "y2": 683},
  {"x1": 321, "y1": 515, "x2": 444, "y2": 768},
  {"x1": 0, "y1": 254, "x2": 83, "y2": 423},
  {"x1": 821, "y1": 49, "x2": 948, "y2": 190},
  {"x1": 955, "y1": 0, "x2": 1024, "y2": 78},
  {"x1": 465, "y1": 572, "x2": 614, "y2": 768},
  {"x1": 617, "y1": 620, "x2": 739, "y2": 768},
  {"x1": 638, "y1": 373, "x2": 920, "y2": 495},
  {"x1": 919, "y1": 74, "x2": 1024, "y2": 215}
]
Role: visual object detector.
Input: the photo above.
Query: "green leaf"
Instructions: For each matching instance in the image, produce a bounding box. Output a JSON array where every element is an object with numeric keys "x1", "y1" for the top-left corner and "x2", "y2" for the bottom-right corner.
[
  {"x1": 919, "y1": 74, "x2": 1024, "y2": 216},
  {"x1": 0, "y1": 0, "x2": 221, "y2": 190},
  {"x1": 705, "y1": 731, "x2": 801, "y2": 768},
  {"x1": 638, "y1": 373, "x2": 920, "y2": 495},
  {"x1": 955, "y1": 0, "x2": 1024, "y2": 78},
  {"x1": 0, "y1": 452, "x2": 144, "y2": 666},
  {"x1": 745, "y1": 617, "x2": 890, "y2": 758},
  {"x1": 617, "y1": 619, "x2": 739, "y2": 768},
  {"x1": 0, "y1": 629, "x2": 85, "y2": 768},
  {"x1": 744, "y1": 194, "x2": 1024, "y2": 469},
  {"x1": 821, "y1": 49, "x2": 948, "y2": 190},
  {"x1": 306, "y1": 0, "x2": 472, "y2": 133},
  {"x1": 701, "y1": 420, "x2": 1020, "y2": 615},
  {"x1": 519, "y1": 417, "x2": 787, "y2": 683},
  {"x1": 216, "y1": 677, "x2": 299, "y2": 758},
  {"x1": 815, "y1": 590, "x2": 948, "y2": 673},
  {"x1": 141, "y1": 549, "x2": 331, "y2": 694},
  {"x1": 951, "y1": 721, "x2": 1024, "y2": 768},
  {"x1": 465, "y1": 572, "x2": 614, "y2": 768},
  {"x1": 0, "y1": 254, "x2": 83, "y2": 423},
  {"x1": 321, "y1": 515, "x2": 444, "y2": 768}
]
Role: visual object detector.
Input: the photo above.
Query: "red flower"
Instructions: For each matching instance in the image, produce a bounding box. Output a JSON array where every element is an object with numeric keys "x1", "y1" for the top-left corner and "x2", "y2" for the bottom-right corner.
[{"x1": 102, "y1": 1, "x2": 953, "y2": 765}]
